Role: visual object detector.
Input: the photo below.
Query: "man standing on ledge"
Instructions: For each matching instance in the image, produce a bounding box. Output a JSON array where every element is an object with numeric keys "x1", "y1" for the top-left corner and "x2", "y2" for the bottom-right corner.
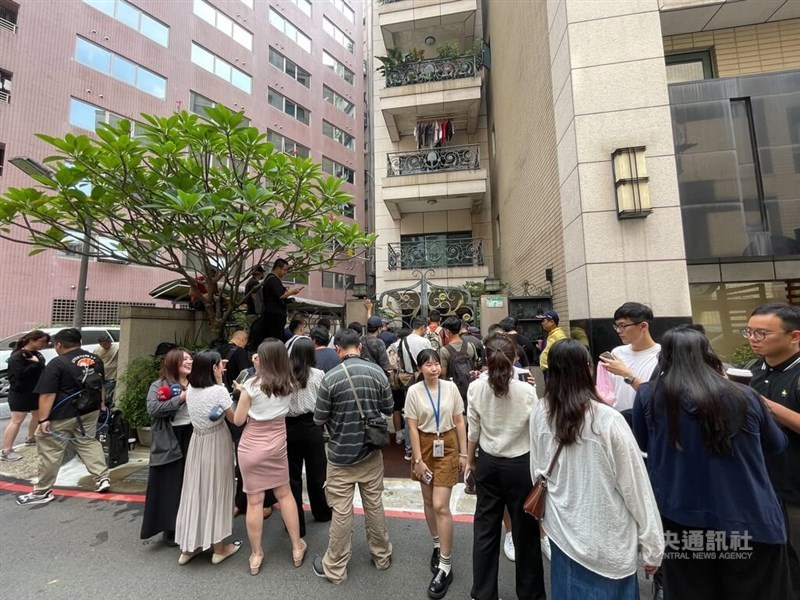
[
  {"x1": 746, "y1": 302, "x2": 800, "y2": 600},
  {"x1": 250, "y1": 258, "x2": 303, "y2": 349},
  {"x1": 537, "y1": 310, "x2": 568, "y2": 380},
  {"x1": 312, "y1": 329, "x2": 394, "y2": 584},
  {"x1": 17, "y1": 328, "x2": 110, "y2": 506}
]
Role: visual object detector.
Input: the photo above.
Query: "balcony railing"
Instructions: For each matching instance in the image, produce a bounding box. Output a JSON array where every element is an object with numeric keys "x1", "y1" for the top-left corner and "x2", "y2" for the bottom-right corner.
[
  {"x1": 0, "y1": 16, "x2": 16, "y2": 33},
  {"x1": 388, "y1": 238, "x2": 484, "y2": 271},
  {"x1": 387, "y1": 144, "x2": 480, "y2": 177},
  {"x1": 385, "y1": 54, "x2": 482, "y2": 88},
  {"x1": 0, "y1": 90, "x2": 9, "y2": 104}
]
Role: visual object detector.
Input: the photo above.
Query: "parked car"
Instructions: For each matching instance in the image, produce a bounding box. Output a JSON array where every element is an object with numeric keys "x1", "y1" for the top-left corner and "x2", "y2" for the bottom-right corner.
[{"x1": 0, "y1": 326, "x2": 120, "y2": 399}]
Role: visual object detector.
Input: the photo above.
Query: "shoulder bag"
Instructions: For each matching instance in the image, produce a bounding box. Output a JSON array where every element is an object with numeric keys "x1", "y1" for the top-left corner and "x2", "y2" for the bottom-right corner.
[
  {"x1": 341, "y1": 363, "x2": 390, "y2": 449},
  {"x1": 524, "y1": 441, "x2": 564, "y2": 520}
]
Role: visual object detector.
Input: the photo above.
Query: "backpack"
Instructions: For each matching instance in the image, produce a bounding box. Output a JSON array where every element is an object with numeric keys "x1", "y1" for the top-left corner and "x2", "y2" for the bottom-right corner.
[
  {"x1": 425, "y1": 329, "x2": 442, "y2": 352},
  {"x1": 74, "y1": 369, "x2": 104, "y2": 413},
  {"x1": 445, "y1": 342, "x2": 474, "y2": 401},
  {"x1": 97, "y1": 410, "x2": 130, "y2": 468}
]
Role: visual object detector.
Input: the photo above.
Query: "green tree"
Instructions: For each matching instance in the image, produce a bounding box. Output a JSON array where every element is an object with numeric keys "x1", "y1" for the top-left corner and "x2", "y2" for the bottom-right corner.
[{"x1": 0, "y1": 106, "x2": 375, "y2": 340}]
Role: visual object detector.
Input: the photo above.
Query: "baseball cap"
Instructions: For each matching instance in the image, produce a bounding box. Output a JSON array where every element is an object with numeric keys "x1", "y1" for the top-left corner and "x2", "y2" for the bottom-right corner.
[
  {"x1": 367, "y1": 316, "x2": 383, "y2": 331},
  {"x1": 536, "y1": 309, "x2": 560, "y2": 323}
]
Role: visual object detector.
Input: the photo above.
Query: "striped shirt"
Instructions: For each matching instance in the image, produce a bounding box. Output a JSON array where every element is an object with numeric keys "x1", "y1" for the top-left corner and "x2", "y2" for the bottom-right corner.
[{"x1": 314, "y1": 356, "x2": 394, "y2": 466}]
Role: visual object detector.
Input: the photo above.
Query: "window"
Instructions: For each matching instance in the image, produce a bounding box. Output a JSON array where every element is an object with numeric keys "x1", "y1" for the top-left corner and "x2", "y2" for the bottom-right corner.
[
  {"x1": 191, "y1": 43, "x2": 251, "y2": 93},
  {"x1": 190, "y1": 90, "x2": 214, "y2": 117},
  {"x1": 0, "y1": 2, "x2": 18, "y2": 32},
  {"x1": 268, "y1": 48, "x2": 310, "y2": 88},
  {"x1": 323, "y1": 17, "x2": 353, "y2": 53},
  {"x1": 0, "y1": 69, "x2": 10, "y2": 103},
  {"x1": 269, "y1": 9, "x2": 311, "y2": 53},
  {"x1": 82, "y1": 0, "x2": 169, "y2": 47},
  {"x1": 193, "y1": 0, "x2": 253, "y2": 50},
  {"x1": 330, "y1": 0, "x2": 355, "y2": 23},
  {"x1": 69, "y1": 97, "x2": 145, "y2": 136},
  {"x1": 323, "y1": 86, "x2": 355, "y2": 117},
  {"x1": 322, "y1": 272, "x2": 355, "y2": 290},
  {"x1": 665, "y1": 51, "x2": 714, "y2": 84},
  {"x1": 322, "y1": 51, "x2": 354, "y2": 84},
  {"x1": 323, "y1": 120, "x2": 355, "y2": 150},
  {"x1": 75, "y1": 37, "x2": 166, "y2": 99},
  {"x1": 290, "y1": 0, "x2": 311, "y2": 17},
  {"x1": 283, "y1": 271, "x2": 309, "y2": 285},
  {"x1": 267, "y1": 130, "x2": 310, "y2": 158},
  {"x1": 0, "y1": 142, "x2": 5, "y2": 177},
  {"x1": 268, "y1": 89, "x2": 309, "y2": 125},
  {"x1": 322, "y1": 156, "x2": 355, "y2": 185}
]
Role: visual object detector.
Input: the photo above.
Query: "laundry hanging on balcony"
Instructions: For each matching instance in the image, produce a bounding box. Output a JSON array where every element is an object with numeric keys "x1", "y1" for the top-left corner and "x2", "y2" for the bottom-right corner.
[{"x1": 414, "y1": 119, "x2": 455, "y2": 149}]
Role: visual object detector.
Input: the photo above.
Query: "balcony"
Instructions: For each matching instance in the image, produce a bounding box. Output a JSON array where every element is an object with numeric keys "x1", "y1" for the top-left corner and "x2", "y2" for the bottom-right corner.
[
  {"x1": 0, "y1": 16, "x2": 15, "y2": 33},
  {"x1": 379, "y1": 56, "x2": 482, "y2": 141},
  {"x1": 0, "y1": 89, "x2": 8, "y2": 103},
  {"x1": 382, "y1": 144, "x2": 487, "y2": 217},
  {"x1": 378, "y1": 0, "x2": 478, "y2": 51},
  {"x1": 388, "y1": 237, "x2": 484, "y2": 271}
]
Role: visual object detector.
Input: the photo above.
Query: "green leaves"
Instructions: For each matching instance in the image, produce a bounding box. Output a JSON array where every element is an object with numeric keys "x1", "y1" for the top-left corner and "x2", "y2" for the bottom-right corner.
[{"x1": 0, "y1": 104, "x2": 375, "y2": 339}]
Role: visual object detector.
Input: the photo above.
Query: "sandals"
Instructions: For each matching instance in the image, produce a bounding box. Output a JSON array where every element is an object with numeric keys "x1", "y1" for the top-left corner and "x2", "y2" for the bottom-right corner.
[
  {"x1": 211, "y1": 540, "x2": 242, "y2": 565},
  {"x1": 292, "y1": 539, "x2": 308, "y2": 568},
  {"x1": 249, "y1": 553, "x2": 264, "y2": 575}
]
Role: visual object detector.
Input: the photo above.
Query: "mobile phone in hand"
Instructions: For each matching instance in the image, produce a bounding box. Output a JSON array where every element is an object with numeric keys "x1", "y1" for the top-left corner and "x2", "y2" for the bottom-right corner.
[
  {"x1": 236, "y1": 370, "x2": 250, "y2": 384},
  {"x1": 600, "y1": 351, "x2": 614, "y2": 361}
]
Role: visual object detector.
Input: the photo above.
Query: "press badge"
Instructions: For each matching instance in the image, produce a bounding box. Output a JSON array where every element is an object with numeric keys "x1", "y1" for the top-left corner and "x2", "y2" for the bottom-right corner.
[{"x1": 433, "y1": 439, "x2": 445, "y2": 458}]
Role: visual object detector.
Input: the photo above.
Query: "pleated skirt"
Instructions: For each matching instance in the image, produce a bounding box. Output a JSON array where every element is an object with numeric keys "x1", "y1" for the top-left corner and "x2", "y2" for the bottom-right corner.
[
  {"x1": 238, "y1": 418, "x2": 289, "y2": 494},
  {"x1": 140, "y1": 424, "x2": 193, "y2": 540},
  {"x1": 174, "y1": 422, "x2": 235, "y2": 553}
]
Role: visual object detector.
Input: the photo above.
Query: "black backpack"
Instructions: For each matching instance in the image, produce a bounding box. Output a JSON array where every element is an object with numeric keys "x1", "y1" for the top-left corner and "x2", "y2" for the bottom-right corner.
[
  {"x1": 445, "y1": 342, "x2": 474, "y2": 401},
  {"x1": 97, "y1": 410, "x2": 130, "y2": 468},
  {"x1": 74, "y1": 369, "x2": 104, "y2": 414}
]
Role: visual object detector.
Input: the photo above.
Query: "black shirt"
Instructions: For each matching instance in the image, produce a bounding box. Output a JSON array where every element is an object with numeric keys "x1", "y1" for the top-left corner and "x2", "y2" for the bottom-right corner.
[
  {"x1": 7, "y1": 349, "x2": 46, "y2": 402},
  {"x1": 243, "y1": 276, "x2": 262, "y2": 315},
  {"x1": 462, "y1": 334, "x2": 485, "y2": 366},
  {"x1": 261, "y1": 272, "x2": 287, "y2": 316},
  {"x1": 750, "y1": 351, "x2": 800, "y2": 505},
  {"x1": 216, "y1": 342, "x2": 252, "y2": 392},
  {"x1": 509, "y1": 332, "x2": 536, "y2": 368},
  {"x1": 34, "y1": 348, "x2": 105, "y2": 421}
]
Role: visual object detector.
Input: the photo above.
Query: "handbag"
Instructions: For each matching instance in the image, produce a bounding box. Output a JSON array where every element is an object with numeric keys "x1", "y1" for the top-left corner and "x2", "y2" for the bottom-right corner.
[
  {"x1": 341, "y1": 363, "x2": 390, "y2": 449},
  {"x1": 524, "y1": 441, "x2": 564, "y2": 520}
]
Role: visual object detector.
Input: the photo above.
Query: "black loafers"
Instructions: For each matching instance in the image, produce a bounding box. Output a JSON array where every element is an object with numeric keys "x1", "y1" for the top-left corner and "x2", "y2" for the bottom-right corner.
[
  {"x1": 430, "y1": 547, "x2": 440, "y2": 574},
  {"x1": 428, "y1": 568, "x2": 453, "y2": 599}
]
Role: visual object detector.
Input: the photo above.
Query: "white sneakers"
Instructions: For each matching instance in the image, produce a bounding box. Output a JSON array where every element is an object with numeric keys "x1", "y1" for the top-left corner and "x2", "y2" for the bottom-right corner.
[{"x1": 503, "y1": 532, "x2": 515, "y2": 562}]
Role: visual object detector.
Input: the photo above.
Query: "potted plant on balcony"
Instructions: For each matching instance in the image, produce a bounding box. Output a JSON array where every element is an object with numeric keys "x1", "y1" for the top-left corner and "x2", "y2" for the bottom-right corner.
[
  {"x1": 116, "y1": 355, "x2": 160, "y2": 446},
  {"x1": 436, "y1": 41, "x2": 462, "y2": 59},
  {"x1": 376, "y1": 48, "x2": 426, "y2": 76}
]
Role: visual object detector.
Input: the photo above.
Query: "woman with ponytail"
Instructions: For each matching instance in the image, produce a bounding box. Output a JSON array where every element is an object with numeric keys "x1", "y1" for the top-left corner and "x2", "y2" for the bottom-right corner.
[
  {"x1": 465, "y1": 334, "x2": 545, "y2": 600},
  {"x1": 1, "y1": 330, "x2": 50, "y2": 462}
]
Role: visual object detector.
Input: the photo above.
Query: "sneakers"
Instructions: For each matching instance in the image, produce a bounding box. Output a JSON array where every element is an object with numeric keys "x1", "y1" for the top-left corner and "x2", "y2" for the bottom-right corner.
[
  {"x1": 404, "y1": 449, "x2": 413, "y2": 461},
  {"x1": 503, "y1": 532, "x2": 516, "y2": 562},
  {"x1": 541, "y1": 536, "x2": 551, "y2": 561},
  {"x1": 312, "y1": 556, "x2": 330, "y2": 581},
  {"x1": 16, "y1": 490, "x2": 55, "y2": 506},
  {"x1": 1, "y1": 449, "x2": 22, "y2": 462},
  {"x1": 95, "y1": 478, "x2": 111, "y2": 493},
  {"x1": 395, "y1": 429, "x2": 405, "y2": 444},
  {"x1": 24, "y1": 438, "x2": 37, "y2": 446}
]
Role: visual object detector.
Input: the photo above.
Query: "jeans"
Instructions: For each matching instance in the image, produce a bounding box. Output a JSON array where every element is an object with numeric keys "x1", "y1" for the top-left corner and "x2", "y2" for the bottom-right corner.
[{"x1": 550, "y1": 541, "x2": 639, "y2": 600}]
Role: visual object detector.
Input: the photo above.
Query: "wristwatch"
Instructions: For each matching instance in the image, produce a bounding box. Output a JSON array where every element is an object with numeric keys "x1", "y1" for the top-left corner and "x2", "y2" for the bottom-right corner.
[
  {"x1": 623, "y1": 375, "x2": 637, "y2": 386},
  {"x1": 413, "y1": 457, "x2": 422, "y2": 465}
]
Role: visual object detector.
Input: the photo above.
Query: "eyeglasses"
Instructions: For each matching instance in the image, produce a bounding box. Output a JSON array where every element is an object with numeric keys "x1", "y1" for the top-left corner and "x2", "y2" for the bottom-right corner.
[
  {"x1": 612, "y1": 322, "x2": 642, "y2": 333},
  {"x1": 740, "y1": 328, "x2": 782, "y2": 342}
]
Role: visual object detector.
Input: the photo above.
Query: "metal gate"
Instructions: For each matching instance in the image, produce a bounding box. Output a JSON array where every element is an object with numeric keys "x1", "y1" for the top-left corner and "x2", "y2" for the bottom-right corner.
[{"x1": 376, "y1": 269, "x2": 475, "y2": 327}]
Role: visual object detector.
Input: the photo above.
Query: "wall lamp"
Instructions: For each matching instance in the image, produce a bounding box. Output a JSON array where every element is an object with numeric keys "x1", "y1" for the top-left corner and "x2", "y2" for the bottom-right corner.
[
  {"x1": 611, "y1": 146, "x2": 651, "y2": 219},
  {"x1": 351, "y1": 283, "x2": 368, "y2": 298},
  {"x1": 483, "y1": 277, "x2": 502, "y2": 293}
]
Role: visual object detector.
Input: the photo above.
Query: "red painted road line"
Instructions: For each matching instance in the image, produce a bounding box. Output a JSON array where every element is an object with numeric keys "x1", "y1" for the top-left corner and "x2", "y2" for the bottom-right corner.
[{"x1": 0, "y1": 480, "x2": 474, "y2": 523}]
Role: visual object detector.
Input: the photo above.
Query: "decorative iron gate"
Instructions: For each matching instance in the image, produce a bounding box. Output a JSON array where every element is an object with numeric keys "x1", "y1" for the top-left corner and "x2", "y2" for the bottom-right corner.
[{"x1": 377, "y1": 269, "x2": 475, "y2": 327}]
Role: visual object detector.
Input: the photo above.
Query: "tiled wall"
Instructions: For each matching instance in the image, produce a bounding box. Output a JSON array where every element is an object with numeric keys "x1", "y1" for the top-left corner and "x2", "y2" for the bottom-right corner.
[{"x1": 663, "y1": 19, "x2": 800, "y2": 76}]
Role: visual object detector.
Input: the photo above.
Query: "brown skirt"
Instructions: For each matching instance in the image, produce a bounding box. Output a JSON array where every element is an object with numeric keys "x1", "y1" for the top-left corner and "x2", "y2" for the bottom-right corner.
[{"x1": 411, "y1": 428, "x2": 459, "y2": 487}]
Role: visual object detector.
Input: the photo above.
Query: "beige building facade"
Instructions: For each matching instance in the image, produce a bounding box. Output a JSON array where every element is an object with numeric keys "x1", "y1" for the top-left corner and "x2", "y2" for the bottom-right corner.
[{"x1": 369, "y1": 0, "x2": 800, "y2": 358}]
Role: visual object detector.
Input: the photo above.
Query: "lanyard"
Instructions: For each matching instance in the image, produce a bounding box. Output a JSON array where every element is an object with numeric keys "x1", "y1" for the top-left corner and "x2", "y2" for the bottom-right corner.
[{"x1": 424, "y1": 381, "x2": 441, "y2": 435}]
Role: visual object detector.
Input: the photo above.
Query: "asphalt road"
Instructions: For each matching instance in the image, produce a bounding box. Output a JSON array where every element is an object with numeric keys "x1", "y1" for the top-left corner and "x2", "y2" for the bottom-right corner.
[{"x1": 0, "y1": 491, "x2": 527, "y2": 600}]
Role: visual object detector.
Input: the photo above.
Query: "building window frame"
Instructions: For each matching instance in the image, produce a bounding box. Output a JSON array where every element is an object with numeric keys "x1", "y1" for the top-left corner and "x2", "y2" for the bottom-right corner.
[
  {"x1": 191, "y1": 42, "x2": 252, "y2": 93},
  {"x1": 193, "y1": 0, "x2": 253, "y2": 50},
  {"x1": 665, "y1": 50, "x2": 714, "y2": 84},
  {"x1": 323, "y1": 120, "x2": 355, "y2": 150},
  {"x1": 322, "y1": 271, "x2": 355, "y2": 290},
  {"x1": 75, "y1": 37, "x2": 167, "y2": 99},
  {"x1": 323, "y1": 51, "x2": 354, "y2": 85},
  {"x1": 269, "y1": 9, "x2": 311, "y2": 53},
  {"x1": 322, "y1": 156, "x2": 355, "y2": 185},
  {"x1": 268, "y1": 89, "x2": 310, "y2": 125},
  {"x1": 267, "y1": 130, "x2": 310, "y2": 158},
  {"x1": 82, "y1": 0, "x2": 169, "y2": 47},
  {"x1": 322, "y1": 17, "x2": 354, "y2": 53},
  {"x1": 323, "y1": 85, "x2": 355, "y2": 118},
  {"x1": 268, "y1": 47, "x2": 311, "y2": 88}
]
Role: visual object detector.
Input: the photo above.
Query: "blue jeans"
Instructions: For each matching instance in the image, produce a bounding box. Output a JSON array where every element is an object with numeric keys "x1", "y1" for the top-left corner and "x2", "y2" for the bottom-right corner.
[{"x1": 550, "y1": 541, "x2": 639, "y2": 600}]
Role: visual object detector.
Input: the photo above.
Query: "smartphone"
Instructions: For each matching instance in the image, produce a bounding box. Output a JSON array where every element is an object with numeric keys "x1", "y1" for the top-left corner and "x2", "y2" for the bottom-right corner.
[
  {"x1": 517, "y1": 370, "x2": 531, "y2": 382},
  {"x1": 600, "y1": 351, "x2": 614, "y2": 361},
  {"x1": 236, "y1": 369, "x2": 250, "y2": 384},
  {"x1": 422, "y1": 470, "x2": 433, "y2": 485}
]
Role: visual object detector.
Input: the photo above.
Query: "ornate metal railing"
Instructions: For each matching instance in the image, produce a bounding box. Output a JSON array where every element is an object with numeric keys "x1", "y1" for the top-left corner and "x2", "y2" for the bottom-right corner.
[
  {"x1": 387, "y1": 144, "x2": 479, "y2": 176},
  {"x1": 385, "y1": 54, "x2": 481, "y2": 88},
  {"x1": 0, "y1": 90, "x2": 9, "y2": 104},
  {"x1": 388, "y1": 238, "x2": 484, "y2": 271}
]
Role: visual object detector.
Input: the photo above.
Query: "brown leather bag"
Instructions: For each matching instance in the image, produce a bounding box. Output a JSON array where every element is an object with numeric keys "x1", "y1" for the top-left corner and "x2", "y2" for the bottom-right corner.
[{"x1": 524, "y1": 442, "x2": 564, "y2": 520}]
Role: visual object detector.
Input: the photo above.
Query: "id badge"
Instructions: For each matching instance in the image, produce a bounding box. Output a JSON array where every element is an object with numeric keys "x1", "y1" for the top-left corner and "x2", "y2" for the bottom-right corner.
[{"x1": 433, "y1": 439, "x2": 445, "y2": 458}]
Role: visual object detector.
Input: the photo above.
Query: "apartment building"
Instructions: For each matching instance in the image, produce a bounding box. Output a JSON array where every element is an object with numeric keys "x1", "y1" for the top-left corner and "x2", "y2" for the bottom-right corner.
[
  {"x1": 0, "y1": 0, "x2": 365, "y2": 336},
  {"x1": 368, "y1": 0, "x2": 799, "y2": 357}
]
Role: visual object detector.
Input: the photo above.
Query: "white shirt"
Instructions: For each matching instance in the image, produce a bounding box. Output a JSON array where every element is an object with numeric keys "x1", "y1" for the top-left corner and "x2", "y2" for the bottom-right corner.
[
  {"x1": 466, "y1": 377, "x2": 536, "y2": 458},
  {"x1": 405, "y1": 379, "x2": 463, "y2": 434},
  {"x1": 171, "y1": 401, "x2": 192, "y2": 426},
  {"x1": 530, "y1": 401, "x2": 664, "y2": 579},
  {"x1": 242, "y1": 379, "x2": 290, "y2": 421},
  {"x1": 287, "y1": 368, "x2": 324, "y2": 417},
  {"x1": 391, "y1": 332, "x2": 432, "y2": 373},
  {"x1": 609, "y1": 343, "x2": 661, "y2": 411},
  {"x1": 186, "y1": 384, "x2": 232, "y2": 431}
]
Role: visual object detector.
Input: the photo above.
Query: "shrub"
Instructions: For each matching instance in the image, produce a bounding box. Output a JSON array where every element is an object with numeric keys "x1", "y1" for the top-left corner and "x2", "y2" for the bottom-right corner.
[{"x1": 116, "y1": 355, "x2": 160, "y2": 428}]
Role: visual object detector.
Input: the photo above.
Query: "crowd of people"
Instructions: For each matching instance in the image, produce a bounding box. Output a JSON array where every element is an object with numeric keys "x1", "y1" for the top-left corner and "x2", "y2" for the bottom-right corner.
[{"x1": 4, "y1": 262, "x2": 799, "y2": 600}]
